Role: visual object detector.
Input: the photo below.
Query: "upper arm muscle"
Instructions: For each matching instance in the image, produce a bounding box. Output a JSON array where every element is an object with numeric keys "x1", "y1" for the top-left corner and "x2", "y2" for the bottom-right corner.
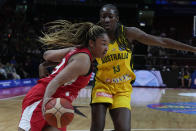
[{"x1": 52, "y1": 53, "x2": 91, "y2": 86}]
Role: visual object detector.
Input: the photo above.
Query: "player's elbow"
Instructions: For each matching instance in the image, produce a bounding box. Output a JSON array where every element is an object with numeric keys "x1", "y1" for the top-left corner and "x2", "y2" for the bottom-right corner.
[{"x1": 43, "y1": 50, "x2": 53, "y2": 61}]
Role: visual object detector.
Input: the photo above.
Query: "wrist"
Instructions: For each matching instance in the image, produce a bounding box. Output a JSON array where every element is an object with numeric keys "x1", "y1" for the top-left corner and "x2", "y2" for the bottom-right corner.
[{"x1": 43, "y1": 96, "x2": 50, "y2": 99}]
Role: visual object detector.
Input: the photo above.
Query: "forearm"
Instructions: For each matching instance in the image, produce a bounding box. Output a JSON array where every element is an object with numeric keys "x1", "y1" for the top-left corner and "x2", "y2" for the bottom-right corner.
[
  {"x1": 39, "y1": 61, "x2": 58, "y2": 78},
  {"x1": 43, "y1": 47, "x2": 74, "y2": 62},
  {"x1": 162, "y1": 38, "x2": 196, "y2": 53},
  {"x1": 43, "y1": 79, "x2": 62, "y2": 99},
  {"x1": 40, "y1": 61, "x2": 59, "y2": 68},
  {"x1": 43, "y1": 64, "x2": 76, "y2": 98},
  {"x1": 42, "y1": 78, "x2": 63, "y2": 115},
  {"x1": 43, "y1": 71, "x2": 76, "y2": 98},
  {"x1": 133, "y1": 28, "x2": 196, "y2": 53}
]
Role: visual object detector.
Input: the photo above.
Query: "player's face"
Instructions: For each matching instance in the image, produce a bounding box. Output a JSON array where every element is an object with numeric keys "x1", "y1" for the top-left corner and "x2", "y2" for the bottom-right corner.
[
  {"x1": 100, "y1": 7, "x2": 119, "y2": 31},
  {"x1": 92, "y1": 33, "x2": 109, "y2": 58}
]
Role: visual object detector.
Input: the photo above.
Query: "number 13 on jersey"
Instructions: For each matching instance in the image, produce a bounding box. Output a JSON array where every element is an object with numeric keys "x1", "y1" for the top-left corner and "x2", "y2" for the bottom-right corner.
[{"x1": 113, "y1": 65, "x2": 120, "y2": 74}]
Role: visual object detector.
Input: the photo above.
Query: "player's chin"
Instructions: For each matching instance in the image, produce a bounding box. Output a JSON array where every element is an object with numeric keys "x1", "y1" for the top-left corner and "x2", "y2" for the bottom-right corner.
[
  {"x1": 103, "y1": 25, "x2": 111, "y2": 31},
  {"x1": 95, "y1": 52, "x2": 106, "y2": 58},
  {"x1": 105, "y1": 27, "x2": 111, "y2": 31}
]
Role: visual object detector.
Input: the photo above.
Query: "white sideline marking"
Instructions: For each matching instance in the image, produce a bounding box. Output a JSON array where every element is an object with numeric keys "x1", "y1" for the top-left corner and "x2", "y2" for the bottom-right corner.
[
  {"x1": 0, "y1": 95, "x2": 25, "y2": 100},
  {"x1": 178, "y1": 93, "x2": 196, "y2": 97},
  {"x1": 68, "y1": 129, "x2": 196, "y2": 131}
]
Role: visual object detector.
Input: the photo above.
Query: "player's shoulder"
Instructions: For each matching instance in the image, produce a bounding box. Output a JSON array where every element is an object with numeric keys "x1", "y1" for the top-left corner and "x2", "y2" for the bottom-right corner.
[
  {"x1": 70, "y1": 52, "x2": 91, "y2": 64},
  {"x1": 70, "y1": 53, "x2": 91, "y2": 75},
  {"x1": 68, "y1": 48, "x2": 90, "y2": 57},
  {"x1": 71, "y1": 48, "x2": 90, "y2": 55}
]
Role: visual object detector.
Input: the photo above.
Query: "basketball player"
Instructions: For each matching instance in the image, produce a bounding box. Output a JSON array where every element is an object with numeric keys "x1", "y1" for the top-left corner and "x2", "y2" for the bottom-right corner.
[
  {"x1": 18, "y1": 20, "x2": 109, "y2": 131},
  {"x1": 90, "y1": 4, "x2": 196, "y2": 131},
  {"x1": 40, "y1": 4, "x2": 196, "y2": 131},
  {"x1": 181, "y1": 65, "x2": 192, "y2": 88}
]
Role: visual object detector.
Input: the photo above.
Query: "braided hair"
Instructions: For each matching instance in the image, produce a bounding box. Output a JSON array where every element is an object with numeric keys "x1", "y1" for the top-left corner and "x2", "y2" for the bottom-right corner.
[{"x1": 39, "y1": 20, "x2": 106, "y2": 49}]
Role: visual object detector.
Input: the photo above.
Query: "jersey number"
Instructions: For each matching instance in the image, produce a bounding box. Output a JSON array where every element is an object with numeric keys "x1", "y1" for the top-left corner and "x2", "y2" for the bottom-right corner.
[{"x1": 113, "y1": 65, "x2": 120, "y2": 74}]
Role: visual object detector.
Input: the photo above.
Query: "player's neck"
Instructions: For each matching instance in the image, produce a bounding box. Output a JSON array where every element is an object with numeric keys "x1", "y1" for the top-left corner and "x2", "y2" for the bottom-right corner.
[{"x1": 88, "y1": 47, "x2": 95, "y2": 61}]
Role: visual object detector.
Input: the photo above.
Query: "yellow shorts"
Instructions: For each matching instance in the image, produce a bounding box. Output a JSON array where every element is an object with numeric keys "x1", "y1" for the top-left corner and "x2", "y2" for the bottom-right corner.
[{"x1": 91, "y1": 81, "x2": 133, "y2": 110}]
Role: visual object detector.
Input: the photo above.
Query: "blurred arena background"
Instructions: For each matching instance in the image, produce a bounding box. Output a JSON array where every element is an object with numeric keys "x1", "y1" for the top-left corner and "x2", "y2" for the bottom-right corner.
[{"x1": 0, "y1": 0, "x2": 196, "y2": 131}]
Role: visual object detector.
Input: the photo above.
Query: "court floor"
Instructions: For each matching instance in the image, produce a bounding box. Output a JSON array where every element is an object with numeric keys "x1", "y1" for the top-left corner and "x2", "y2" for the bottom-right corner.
[{"x1": 1, "y1": 87, "x2": 196, "y2": 131}]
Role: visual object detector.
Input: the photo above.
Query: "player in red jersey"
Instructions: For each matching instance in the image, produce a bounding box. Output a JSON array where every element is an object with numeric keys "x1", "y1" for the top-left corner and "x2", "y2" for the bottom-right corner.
[{"x1": 18, "y1": 20, "x2": 109, "y2": 131}]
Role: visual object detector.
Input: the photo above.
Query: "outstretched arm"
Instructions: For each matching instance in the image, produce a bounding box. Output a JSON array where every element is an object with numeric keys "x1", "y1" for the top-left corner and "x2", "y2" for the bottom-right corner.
[{"x1": 126, "y1": 27, "x2": 196, "y2": 53}]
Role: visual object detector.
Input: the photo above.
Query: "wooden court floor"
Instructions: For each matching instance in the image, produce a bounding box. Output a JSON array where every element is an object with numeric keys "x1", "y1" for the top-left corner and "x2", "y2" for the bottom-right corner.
[{"x1": 1, "y1": 87, "x2": 196, "y2": 131}]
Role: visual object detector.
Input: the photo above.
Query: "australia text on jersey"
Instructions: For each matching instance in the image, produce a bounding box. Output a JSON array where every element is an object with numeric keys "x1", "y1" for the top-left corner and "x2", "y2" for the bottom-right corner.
[{"x1": 101, "y1": 52, "x2": 129, "y2": 64}]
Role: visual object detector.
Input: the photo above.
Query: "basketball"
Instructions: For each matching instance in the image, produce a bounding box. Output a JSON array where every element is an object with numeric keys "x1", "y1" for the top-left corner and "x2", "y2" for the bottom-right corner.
[{"x1": 44, "y1": 98, "x2": 74, "y2": 128}]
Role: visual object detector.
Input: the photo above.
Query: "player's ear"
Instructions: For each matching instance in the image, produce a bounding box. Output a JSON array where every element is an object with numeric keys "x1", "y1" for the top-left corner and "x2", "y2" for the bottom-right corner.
[{"x1": 89, "y1": 40, "x2": 94, "y2": 48}]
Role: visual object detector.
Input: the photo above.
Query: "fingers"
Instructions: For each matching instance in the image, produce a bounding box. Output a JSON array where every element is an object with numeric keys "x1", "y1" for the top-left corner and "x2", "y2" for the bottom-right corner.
[{"x1": 42, "y1": 97, "x2": 52, "y2": 117}]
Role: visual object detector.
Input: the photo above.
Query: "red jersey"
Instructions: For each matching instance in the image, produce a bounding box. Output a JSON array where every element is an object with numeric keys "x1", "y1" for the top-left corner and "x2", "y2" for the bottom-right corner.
[
  {"x1": 19, "y1": 48, "x2": 93, "y2": 131},
  {"x1": 28, "y1": 48, "x2": 92, "y2": 103},
  {"x1": 40, "y1": 48, "x2": 92, "y2": 99}
]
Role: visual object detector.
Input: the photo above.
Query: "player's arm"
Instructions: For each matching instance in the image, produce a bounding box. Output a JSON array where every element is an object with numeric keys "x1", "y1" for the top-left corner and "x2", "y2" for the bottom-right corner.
[
  {"x1": 42, "y1": 53, "x2": 91, "y2": 114},
  {"x1": 126, "y1": 27, "x2": 196, "y2": 53},
  {"x1": 39, "y1": 47, "x2": 75, "y2": 78},
  {"x1": 39, "y1": 61, "x2": 59, "y2": 78},
  {"x1": 44, "y1": 47, "x2": 75, "y2": 62}
]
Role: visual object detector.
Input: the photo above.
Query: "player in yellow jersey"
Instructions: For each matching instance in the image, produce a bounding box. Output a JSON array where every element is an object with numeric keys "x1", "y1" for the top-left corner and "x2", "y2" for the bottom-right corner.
[
  {"x1": 89, "y1": 4, "x2": 196, "y2": 131},
  {"x1": 40, "y1": 4, "x2": 196, "y2": 131}
]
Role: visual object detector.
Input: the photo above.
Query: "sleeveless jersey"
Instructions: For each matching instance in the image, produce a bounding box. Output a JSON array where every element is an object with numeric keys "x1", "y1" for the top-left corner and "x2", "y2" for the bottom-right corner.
[
  {"x1": 94, "y1": 26, "x2": 136, "y2": 84},
  {"x1": 28, "y1": 48, "x2": 93, "y2": 103}
]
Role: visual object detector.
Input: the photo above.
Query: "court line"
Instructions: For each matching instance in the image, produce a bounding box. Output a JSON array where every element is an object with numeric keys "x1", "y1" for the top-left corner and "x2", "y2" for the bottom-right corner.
[
  {"x1": 68, "y1": 129, "x2": 196, "y2": 131},
  {"x1": 0, "y1": 95, "x2": 25, "y2": 101},
  {"x1": 130, "y1": 129, "x2": 196, "y2": 131}
]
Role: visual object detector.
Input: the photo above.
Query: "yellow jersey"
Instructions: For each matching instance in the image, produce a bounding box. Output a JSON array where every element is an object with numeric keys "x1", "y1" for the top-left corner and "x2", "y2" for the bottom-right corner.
[
  {"x1": 94, "y1": 28, "x2": 136, "y2": 85},
  {"x1": 91, "y1": 26, "x2": 135, "y2": 109}
]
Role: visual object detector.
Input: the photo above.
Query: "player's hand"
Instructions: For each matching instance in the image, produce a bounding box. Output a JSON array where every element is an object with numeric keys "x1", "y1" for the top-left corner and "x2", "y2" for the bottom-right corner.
[
  {"x1": 42, "y1": 97, "x2": 52, "y2": 117},
  {"x1": 39, "y1": 63, "x2": 49, "y2": 78}
]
